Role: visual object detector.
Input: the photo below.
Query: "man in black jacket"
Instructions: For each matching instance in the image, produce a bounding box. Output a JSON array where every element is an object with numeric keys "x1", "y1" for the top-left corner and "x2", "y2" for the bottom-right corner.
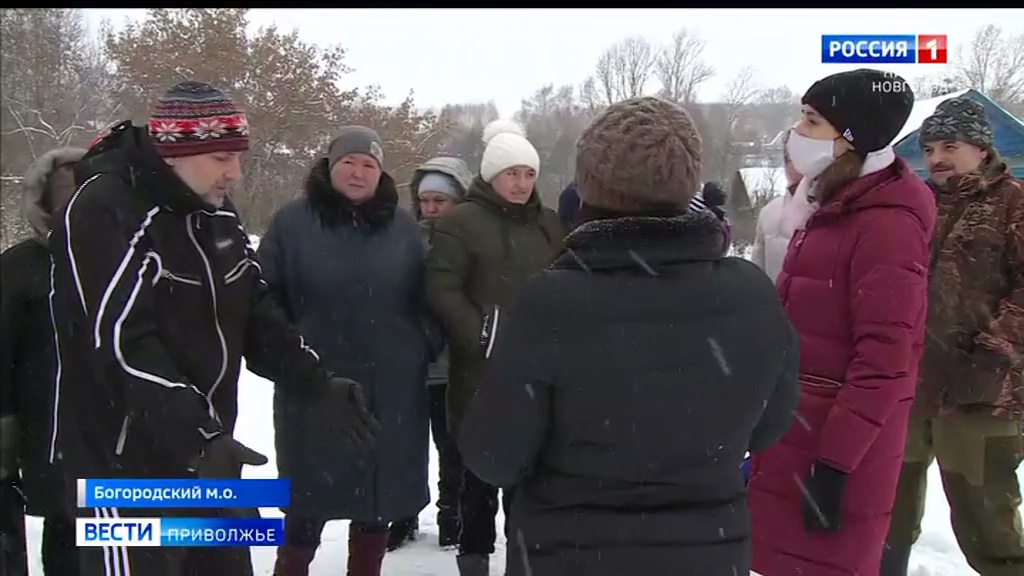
[
  {"x1": 1, "y1": 147, "x2": 85, "y2": 576},
  {"x1": 48, "y1": 81, "x2": 378, "y2": 576}
]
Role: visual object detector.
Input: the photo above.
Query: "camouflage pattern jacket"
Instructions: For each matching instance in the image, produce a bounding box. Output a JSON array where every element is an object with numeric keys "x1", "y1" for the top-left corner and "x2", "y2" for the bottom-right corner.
[{"x1": 919, "y1": 160, "x2": 1024, "y2": 418}]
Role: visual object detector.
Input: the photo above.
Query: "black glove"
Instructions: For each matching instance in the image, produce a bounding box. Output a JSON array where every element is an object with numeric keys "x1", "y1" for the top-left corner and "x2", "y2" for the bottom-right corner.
[
  {"x1": 196, "y1": 436, "x2": 269, "y2": 480},
  {"x1": 192, "y1": 437, "x2": 267, "y2": 520},
  {"x1": 802, "y1": 460, "x2": 847, "y2": 533},
  {"x1": 326, "y1": 377, "x2": 381, "y2": 450}
]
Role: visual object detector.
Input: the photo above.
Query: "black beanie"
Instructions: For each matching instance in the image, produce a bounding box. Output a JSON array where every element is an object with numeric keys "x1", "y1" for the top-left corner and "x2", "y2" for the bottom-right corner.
[
  {"x1": 801, "y1": 68, "x2": 914, "y2": 156},
  {"x1": 701, "y1": 181, "x2": 727, "y2": 208}
]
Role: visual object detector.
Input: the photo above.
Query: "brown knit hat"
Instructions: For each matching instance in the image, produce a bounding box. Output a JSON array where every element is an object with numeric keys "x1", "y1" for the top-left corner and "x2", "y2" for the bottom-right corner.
[{"x1": 575, "y1": 96, "x2": 702, "y2": 213}]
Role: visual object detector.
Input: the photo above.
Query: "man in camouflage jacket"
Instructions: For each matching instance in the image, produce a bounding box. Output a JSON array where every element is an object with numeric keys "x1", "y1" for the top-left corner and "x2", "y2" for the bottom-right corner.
[{"x1": 884, "y1": 97, "x2": 1024, "y2": 576}]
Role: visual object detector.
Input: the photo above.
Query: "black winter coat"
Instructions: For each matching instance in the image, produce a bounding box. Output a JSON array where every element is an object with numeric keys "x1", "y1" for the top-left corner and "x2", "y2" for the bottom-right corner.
[
  {"x1": 460, "y1": 210, "x2": 800, "y2": 576},
  {"x1": 1, "y1": 147, "x2": 85, "y2": 517},
  {"x1": 260, "y1": 159, "x2": 438, "y2": 522},
  {"x1": 0, "y1": 241, "x2": 62, "y2": 516},
  {"x1": 48, "y1": 121, "x2": 329, "y2": 485}
]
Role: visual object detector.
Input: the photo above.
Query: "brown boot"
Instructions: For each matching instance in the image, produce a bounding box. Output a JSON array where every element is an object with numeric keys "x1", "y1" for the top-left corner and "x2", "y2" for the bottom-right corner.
[
  {"x1": 273, "y1": 545, "x2": 317, "y2": 576},
  {"x1": 347, "y1": 525, "x2": 390, "y2": 576}
]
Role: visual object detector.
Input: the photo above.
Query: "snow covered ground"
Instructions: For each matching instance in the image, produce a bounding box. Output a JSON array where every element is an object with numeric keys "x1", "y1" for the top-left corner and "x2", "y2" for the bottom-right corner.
[{"x1": 25, "y1": 365, "x2": 1018, "y2": 574}]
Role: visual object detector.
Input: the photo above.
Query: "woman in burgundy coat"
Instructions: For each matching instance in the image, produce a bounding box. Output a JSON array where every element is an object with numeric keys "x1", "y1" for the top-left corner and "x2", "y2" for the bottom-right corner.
[{"x1": 747, "y1": 69, "x2": 937, "y2": 576}]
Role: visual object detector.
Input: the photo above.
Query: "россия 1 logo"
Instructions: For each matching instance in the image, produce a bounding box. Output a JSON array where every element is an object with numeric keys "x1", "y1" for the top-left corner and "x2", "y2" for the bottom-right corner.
[{"x1": 821, "y1": 35, "x2": 948, "y2": 64}]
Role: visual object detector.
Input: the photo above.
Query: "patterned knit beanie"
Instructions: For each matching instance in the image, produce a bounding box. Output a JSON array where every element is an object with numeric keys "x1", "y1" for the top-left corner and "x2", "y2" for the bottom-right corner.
[
  {"x1": 919, "y1": 96, "x2": 994, "y2": 151},
  {"x1": 149, "y1": 81, "x2": 250, "y2": 158}
]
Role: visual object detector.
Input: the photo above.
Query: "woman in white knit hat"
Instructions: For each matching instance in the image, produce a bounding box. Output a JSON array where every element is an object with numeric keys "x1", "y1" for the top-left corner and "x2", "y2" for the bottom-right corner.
[{"x1": 425, "y1": 119, "x2": 564, "y2": 576}]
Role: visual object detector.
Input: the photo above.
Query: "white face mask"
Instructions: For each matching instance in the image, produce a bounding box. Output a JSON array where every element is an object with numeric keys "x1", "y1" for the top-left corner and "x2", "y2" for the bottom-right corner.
[{"x1": 786, "y1": 130, "x2": 836, "y2": 180}]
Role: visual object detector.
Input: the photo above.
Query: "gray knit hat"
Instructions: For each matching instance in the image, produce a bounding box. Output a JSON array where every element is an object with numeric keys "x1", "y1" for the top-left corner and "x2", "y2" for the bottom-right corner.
[
  {"x1": 327, "y1": 126, "x2": 384, "y2": 169},
  {"x1": 919, "y1": 97, "x2": 994, "y2": 151}
]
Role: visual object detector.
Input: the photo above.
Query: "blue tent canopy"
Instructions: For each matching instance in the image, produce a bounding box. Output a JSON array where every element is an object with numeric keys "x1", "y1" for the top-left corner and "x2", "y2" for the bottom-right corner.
[{"x1": 893, "y1": 89, "x2": 1024, "y2": 179}]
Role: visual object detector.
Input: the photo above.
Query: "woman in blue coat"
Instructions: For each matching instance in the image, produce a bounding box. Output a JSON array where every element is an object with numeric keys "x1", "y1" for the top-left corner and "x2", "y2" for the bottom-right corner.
[{"x1": 261, "y1": 127, "x2": 439, "y2": 576}]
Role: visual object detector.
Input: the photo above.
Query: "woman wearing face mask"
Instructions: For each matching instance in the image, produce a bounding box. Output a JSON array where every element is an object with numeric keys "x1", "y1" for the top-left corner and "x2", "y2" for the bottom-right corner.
[
  {"x1": 746, "y1": 69, "x2": 937, "y2": 576},
  {"x1": 425, "y1": 120, "x2": 564, "y2": 576},
  {"x1": 750, "y1": 124, "x2": 810, "y2": 283}
]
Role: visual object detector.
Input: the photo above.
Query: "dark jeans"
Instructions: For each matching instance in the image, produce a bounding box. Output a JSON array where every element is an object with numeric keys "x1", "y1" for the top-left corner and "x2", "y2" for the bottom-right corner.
[
  {"x1": 283, "y1": 516, "x2": 389, "y2": 546},
  {"x1": 428, "y1": 384, "x2": 463, "y2": 523},
  {"x1": 458, "y1": 469, "x2": 512, "y2": 556}
]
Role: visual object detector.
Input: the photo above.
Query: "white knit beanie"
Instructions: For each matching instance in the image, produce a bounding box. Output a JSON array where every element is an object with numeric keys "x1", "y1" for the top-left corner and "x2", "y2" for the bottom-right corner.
[{"x1": 479, "y1": 119, "x2": 540, "y2": 182}]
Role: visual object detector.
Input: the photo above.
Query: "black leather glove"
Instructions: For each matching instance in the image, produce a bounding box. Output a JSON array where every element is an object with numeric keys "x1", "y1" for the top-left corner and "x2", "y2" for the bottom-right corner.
[
  {"x1": 196, "y1": 436, "x2": 269, "y2": 480},
  {"x1": 802, "y1": 460, "x2": 847, "y2": 533},
  {"x1": 326, "y1": 377, "x2": 381, "y2": 450}
]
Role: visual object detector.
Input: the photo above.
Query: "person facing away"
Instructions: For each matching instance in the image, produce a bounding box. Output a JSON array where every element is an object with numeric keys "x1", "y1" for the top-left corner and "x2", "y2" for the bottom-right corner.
[
  {"x1": 883, "y1": 97, "x2": 1024, "y2": 576},
  {"x1": 746, "y1": 69, "x2": 936, "y2": 576},
  {"x1": 458, "y1": 96, "x2": 801, "y2": 576},
  {"x1": 1, "y1": 147, "x2": 85, "y2": 576},
  {"x1": 47, "y1": 81, "x2": 377, "y2": 576},
  {"x1": 750, "y1": 124, "x2": 810, "y2": 283},
  {"x1": 387, "y1": 156, "x2": 474, "y2": 553},
  {"x1": 696, "y1": 180, "x2": 733, "y2": 247},
  {"x1": 425, "y1": 119, "x2": 564, "y2": 576},
  {"x1": 261, "y1": 126, "x2": 440, "y2": 576},
  {"x1": 557, "y1": 180, "x2": 580, "y2": 230}
]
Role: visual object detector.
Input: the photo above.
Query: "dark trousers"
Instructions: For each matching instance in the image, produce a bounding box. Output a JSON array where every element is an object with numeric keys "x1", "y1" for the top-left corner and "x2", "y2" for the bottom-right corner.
[
  {"x1": 1, "y1": 479, "x2": 27, "y2": 576},
  {"x1": 77, "y1": 507, "x2": 253, "y2": 576},
  {"x1": 282, "y1": 516, "x2": 389, "y2": 546},
  {"x1": 458, "y1": 469, "x2": 512, "y2": 556},
  {"x1": 428, "y1": 384, "x2": 463, "y2": 523},
  {"x1": 42, "y1": 515, "x2": 78, "y2": 575},
  {"x1": 1, "y1": 479, "x2": 77, "y2": 576}
]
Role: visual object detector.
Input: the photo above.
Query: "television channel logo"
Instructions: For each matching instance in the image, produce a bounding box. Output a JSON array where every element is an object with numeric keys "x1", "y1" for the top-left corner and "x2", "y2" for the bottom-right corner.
[{"x1": 822, "y1": 35, "x2": 948, "y2": 64}]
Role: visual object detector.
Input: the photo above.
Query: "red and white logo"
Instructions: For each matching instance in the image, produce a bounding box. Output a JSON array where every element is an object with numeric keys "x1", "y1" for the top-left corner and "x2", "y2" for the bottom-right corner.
[{"x1": 918, "y1": 35, "x2": 948, "y2": 64}]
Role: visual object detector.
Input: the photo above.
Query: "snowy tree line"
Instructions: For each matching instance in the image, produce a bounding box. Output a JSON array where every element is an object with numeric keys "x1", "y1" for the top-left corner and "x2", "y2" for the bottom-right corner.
[{"x1": 2, "y1": 8, "x2": 1021, "y2": 249}]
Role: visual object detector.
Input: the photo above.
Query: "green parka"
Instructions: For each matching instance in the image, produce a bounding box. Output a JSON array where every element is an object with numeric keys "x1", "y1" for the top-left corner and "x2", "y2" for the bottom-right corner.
[{"x1": 425, "y1": 177, "x2": 564, "y2": 433}]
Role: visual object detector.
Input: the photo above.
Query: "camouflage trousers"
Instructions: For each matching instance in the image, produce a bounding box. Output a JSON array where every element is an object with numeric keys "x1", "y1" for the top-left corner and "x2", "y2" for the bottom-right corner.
[{"x1": 887, "y1": 411, "x2": 1024, "y2": 576}]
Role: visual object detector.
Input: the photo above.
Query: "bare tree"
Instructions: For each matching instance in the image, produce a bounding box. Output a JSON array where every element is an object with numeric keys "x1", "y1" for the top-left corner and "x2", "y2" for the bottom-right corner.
[
  {"x1": 515, "y1": 84, "x2": 591, "y2": 204},
  {"x1": 591, "y1": 36, "x2": 656, "y2": 105},
  {"x1": 577, "y1": 77, "x2": 603, "y2": 115},
  {"x1": 655, "y1": 28, "x2": 715, "y2": 105},
  {"x1": 723, "y1": 67, "x2": 760, "y2": 112},
  {"x1": 1, "y1": 9, "x2": 113, "y2": 171},
  {"x1": 751, "y1": 85, "x2": 800, "y2": 143},
  {"x1": 438, "y1": 102, "x2": 500, "y2": 170},
  {"x1": 955, "y1": 24, "x2": 1024, "y2": 109},
  {"x1": 1, "y1": 8, "x2": 119, "y2": 248},
  {"x1": 700, "y1": 67, "x2": 763, "y2": 183}
]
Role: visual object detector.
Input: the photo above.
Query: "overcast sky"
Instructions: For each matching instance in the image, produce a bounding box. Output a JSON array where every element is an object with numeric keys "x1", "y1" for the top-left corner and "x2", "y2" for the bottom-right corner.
[{"x1": 83, "y1": 8, "x2": 1024, "y2": 118}]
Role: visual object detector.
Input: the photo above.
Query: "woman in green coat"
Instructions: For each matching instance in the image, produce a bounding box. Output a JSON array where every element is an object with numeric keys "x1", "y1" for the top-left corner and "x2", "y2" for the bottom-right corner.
[{"x1": 425, "y1": 119, "x2": 564, "y2": 576}]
